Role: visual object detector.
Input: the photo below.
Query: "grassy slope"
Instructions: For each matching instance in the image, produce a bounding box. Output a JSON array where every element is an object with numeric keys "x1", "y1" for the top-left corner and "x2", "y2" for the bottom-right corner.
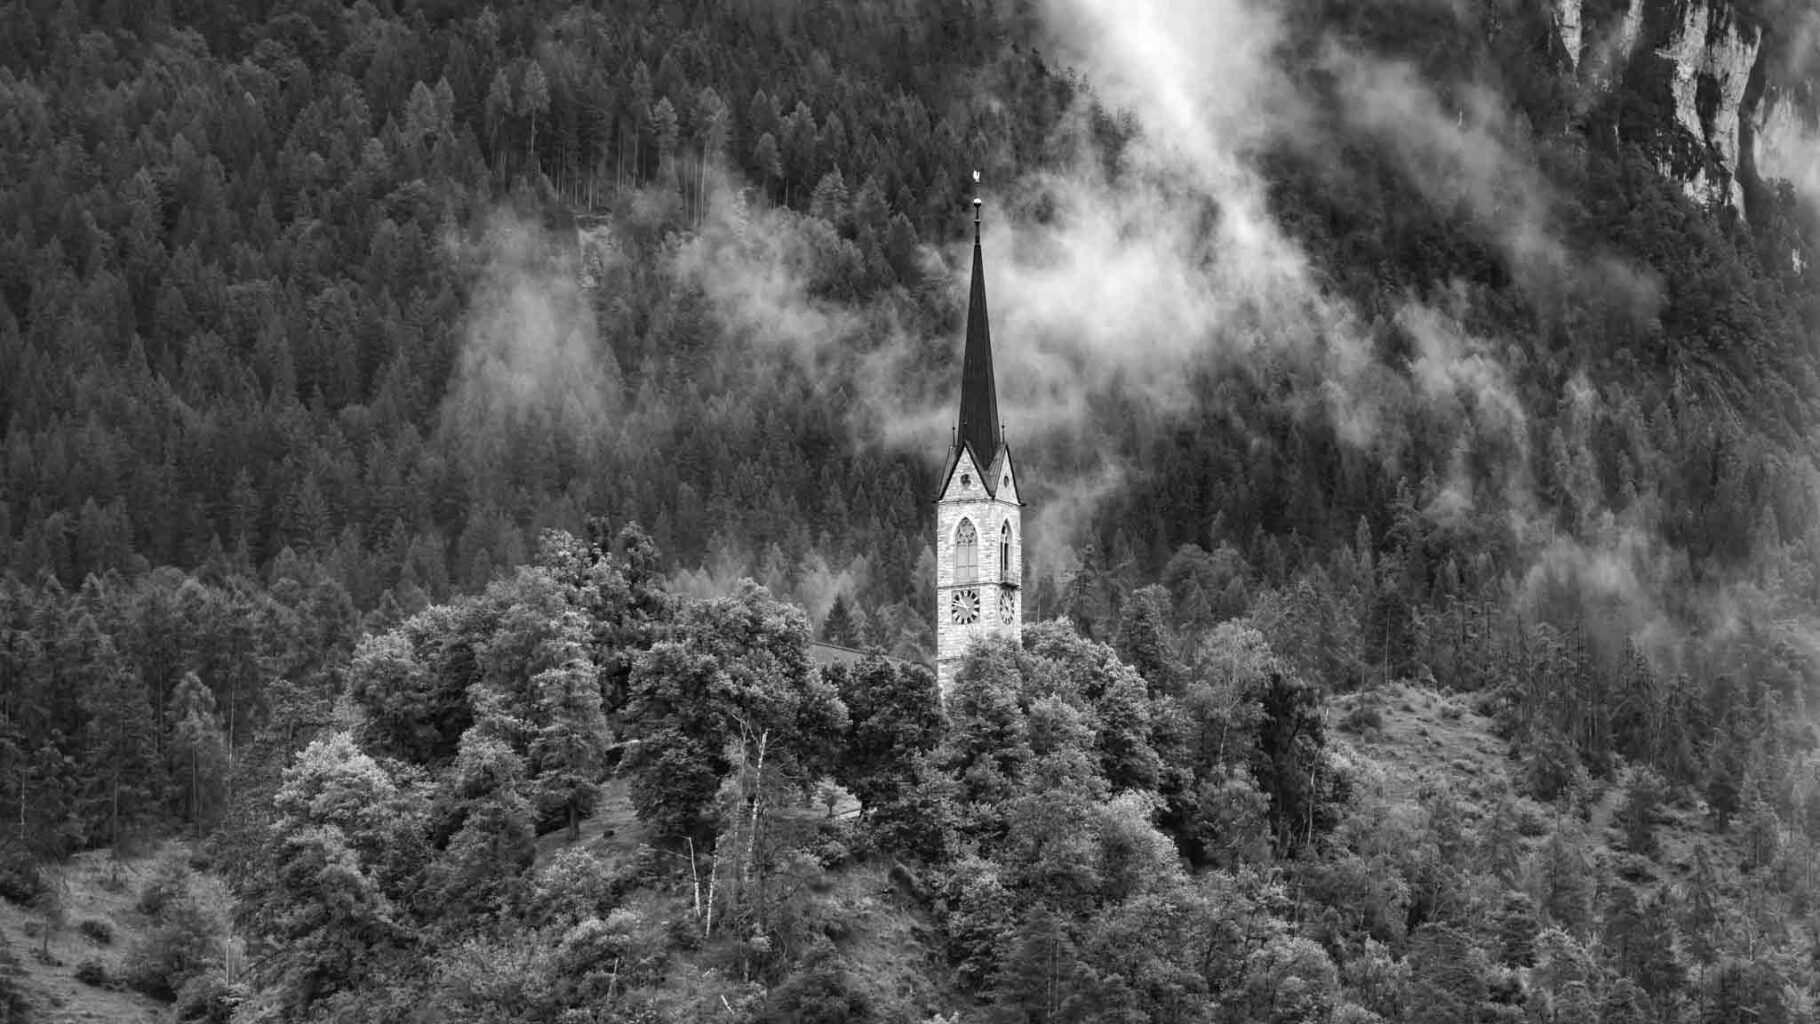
[
  {"x1": 1330, "y1": 681, "x2": 1754, "y2": 914},
  {"x1": 0, "y1": 848, "x2": 178, "y2": 1024}
]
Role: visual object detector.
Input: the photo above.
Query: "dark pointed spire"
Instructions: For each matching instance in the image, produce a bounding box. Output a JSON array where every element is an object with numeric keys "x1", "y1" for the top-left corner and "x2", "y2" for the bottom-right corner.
[{"x1": 958, "y1": 177, "x2": 1001, "y2": 474}]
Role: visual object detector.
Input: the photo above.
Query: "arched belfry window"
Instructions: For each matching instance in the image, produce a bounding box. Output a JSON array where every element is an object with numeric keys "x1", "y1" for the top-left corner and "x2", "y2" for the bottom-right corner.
[
  {"x1": 956, "y1": 519, "x2": 978, "y2": 582},
  {"x1": 1000, "y1": 522, "x2": 1013, "y2": 578}
]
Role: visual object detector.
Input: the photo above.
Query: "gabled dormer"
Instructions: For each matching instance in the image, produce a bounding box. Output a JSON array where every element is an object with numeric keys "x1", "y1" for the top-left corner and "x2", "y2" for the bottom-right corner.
[
  {"x1": 984, "y1": 446, "x2": 1021, "y2": 506},
  {"x1": 937, "y1": 443, "x2": 985, "y2": 502}
]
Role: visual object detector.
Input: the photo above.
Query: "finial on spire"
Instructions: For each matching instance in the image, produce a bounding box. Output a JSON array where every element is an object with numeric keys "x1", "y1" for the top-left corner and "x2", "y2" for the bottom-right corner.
[{"x1": 972, "y1": 169, "x2": 982, "y2": 243}]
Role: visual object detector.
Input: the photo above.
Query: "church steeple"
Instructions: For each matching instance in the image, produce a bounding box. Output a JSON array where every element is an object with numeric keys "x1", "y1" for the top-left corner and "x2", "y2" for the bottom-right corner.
[
  {"x1": 934, "y1": 173, "x2": 1023, "y2": 698},
  {"x1": 957, "y1": 191, "x2": 1001, "y2": 480}
]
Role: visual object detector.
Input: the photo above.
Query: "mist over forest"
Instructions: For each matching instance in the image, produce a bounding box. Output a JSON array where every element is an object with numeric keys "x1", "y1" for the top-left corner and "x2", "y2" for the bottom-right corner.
[{"x1": 3, "y1": 0, "x2": 1820, "y2": 1021}]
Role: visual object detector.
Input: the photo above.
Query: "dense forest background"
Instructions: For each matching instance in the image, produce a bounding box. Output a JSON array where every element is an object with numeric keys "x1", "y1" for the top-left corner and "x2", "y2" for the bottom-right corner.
[{"x1": 4, "y1": 0, "x2": 1820, "y2": 1020}]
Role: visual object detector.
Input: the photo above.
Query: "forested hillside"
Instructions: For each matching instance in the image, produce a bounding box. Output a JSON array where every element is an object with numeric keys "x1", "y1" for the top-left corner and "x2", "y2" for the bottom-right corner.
[{"x1": 4, "y1": 0, "x2": 1820, "y2": 1020}]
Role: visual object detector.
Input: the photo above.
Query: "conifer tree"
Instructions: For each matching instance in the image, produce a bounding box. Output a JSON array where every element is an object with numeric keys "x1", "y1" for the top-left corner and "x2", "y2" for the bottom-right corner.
[
  {"x1": 1250, "y1": 671, "x2": 1348, "y2": 855},
  {"x1": 75, "y1": 627, "x2": 158, "y2": 851},
  {"x1": 1113, "y1": 583, "x2": 1182, "y2": 695},
  {"x1": 1403, "y1": 923, "x2": 1488, "y2": 1024},
  {"x1": 1617, "y1": 765, "x2": 1666, "y2": 857},
  {"x1": 430, "y1": 728, "x2": 535, "y2": 923},
  {"x1": 168, "y1": 671, "x2": 228, "y2": 836},
  {"x1": 821, "y1": 593, "x2": 857, "y2": 647},
  {"x1": 1492, "y1": 890, "x2": 1541, "y2": 967},
  {"x1": 1537, "y1": 826, "x2": 1595, "y2": 934},
  {"x1": 530, "y1": 613, "x2": 607, "y2": 841}
]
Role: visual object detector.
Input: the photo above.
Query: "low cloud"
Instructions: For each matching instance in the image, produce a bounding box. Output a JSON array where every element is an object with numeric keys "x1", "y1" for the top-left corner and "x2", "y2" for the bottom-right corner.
[
  {"x1": 1758, "y1": 103, "x2": 1820, "y2": 212},
  {"x1": 440, "y1": 213, "x2": 621, "y2": 469},
  {"x1": 437, "y1": 0, "x2": 1809, "y2": 674}
]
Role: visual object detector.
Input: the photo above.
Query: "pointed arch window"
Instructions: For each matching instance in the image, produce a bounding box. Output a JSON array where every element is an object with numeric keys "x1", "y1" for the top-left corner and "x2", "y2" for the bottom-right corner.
[
  {"x1": 955, "y1": 519, "x2": 978, "y2": 583},
  {"x1": 1000, "y1": 522, "x2": 1013, "y2": 579}
]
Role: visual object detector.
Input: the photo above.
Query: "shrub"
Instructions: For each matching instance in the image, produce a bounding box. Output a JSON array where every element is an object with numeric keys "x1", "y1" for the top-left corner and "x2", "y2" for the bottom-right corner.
[
  {"x1": 814, "y1": 838, "x2": 852, "y2": 869},
  {"x1": 1513, "y1": 802, "x2": 1551, "y2": 838},
  {"x1": 74, "y1": 958, "x2": 108, "y2": 986},
  {"x1": 757, "y1": 945, "x2": 873, "y2": 1024},
  {"x1": 77, "y1": 918, "x2": 114, "y2": 945},
  {"x1": 0, "y1": 856, "x2": 46, "y2": 905},
  {"x1": 0, "y1": 942, "x2": 30, "y2": 1019},
  {"x1": 174, "y1": 973, "x2": 237, "y2": 1024},
  {"x1": 1340, "y1": 699, "x2": 1384, "y2": 734},
  {"x1": 665, "y1": 909, "x2": 704, "y2": 952},
  {"x1": 1518, "y1": 731, "x2": 1583, "y2": 804},
  {"x1": 527, "y1": 847, "x2": 614, "y2": 927},
  {"x1": 137, "y1": 853, "x2": 193, "y2": 919},
  {"x1": 123, "y1": 892, "x2": 220, "y2": 1001}
]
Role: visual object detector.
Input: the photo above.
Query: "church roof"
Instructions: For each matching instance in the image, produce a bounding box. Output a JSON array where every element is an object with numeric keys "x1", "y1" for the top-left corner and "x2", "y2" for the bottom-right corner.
[
  {"x1": 807, "y1": 641, "x2": 867, "y2": 668},
  {"x1": 936, "y1": 438, "x2": 1023, "y2": 505},
  {"x1": 956, "y1": 198, "x2": 1002, "y2": 484}
]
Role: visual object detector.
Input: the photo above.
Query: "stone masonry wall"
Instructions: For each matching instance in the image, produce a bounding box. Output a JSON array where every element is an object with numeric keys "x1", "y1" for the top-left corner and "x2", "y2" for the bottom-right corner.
[{"x1": 935, "y1": 448, "x2": 1023, "y2": 695}]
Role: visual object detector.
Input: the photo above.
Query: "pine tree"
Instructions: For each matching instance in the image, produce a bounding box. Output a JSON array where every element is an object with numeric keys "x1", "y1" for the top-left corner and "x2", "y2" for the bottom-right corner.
[
  {"x1": 1617, "y1": 765, "x2": 1665, "y2": 857},
  {"x1": 1113, "y1": 584, "x2": 1182, "y2": 695},
  {"x1": 530, "y1": 614, "x2": 607, "y2": 842},
  {"x1": 1492, "y1": 890, "x2": 1541, "y2": 967},
  {"x1": 990, "y1": 907, "x2": 1082, "y2": 1020},
  {"x1": 1250, "y1": 671, "x2": 1347, "y2": 854},
  {"x1": 822, "y1": 593, "x2": 857, "y2": 646},
  {"x1": 1537, "y1": 826, "x2": 1594, "y2": 934},
  {"x1": 168, "y1": 672, "x2": 228, "y2": 837},
  {"x1": 522, "y1": 60, "x2": 550, "y2": 172},
  {"x1": 75, "y1": 628, "x2": 158, "y2": 851},
  {"x1": 1705, "y1": 718, "x2": 1747, "y2": 831},
  {"x1": 1404, "y1": 923, "x2": 1488, "y2": 1024},
  {"x1": 430, "y1": 729, "x2": 535, "y2": 922}
]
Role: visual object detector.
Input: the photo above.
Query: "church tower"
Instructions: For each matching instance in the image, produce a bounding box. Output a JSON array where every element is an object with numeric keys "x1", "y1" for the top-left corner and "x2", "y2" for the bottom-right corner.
[{"x1": 935, "y1": 182, "x2": 1022, "y2": 696}]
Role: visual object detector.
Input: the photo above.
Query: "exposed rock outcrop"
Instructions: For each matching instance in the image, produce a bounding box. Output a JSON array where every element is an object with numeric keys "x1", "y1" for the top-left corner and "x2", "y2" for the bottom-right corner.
[
  {"x1": 1569, "y1": 0, "x2": 1814, "y2": 221},
  {"x1": 1652, "y1": 0, "x2": 1761, "y2": 209},
  {"x1": 1555, "y1": 0, "x2": 1584, "y2": 70}
]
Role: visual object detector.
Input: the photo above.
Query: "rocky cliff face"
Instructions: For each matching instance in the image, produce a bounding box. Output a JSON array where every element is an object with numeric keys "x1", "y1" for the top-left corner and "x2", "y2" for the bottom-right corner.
[
  {"x1": 1555, "y1": 0, "x2": 1585, "y2": 70},
  {"x1": 1556, "y1": 0, "x2": 1816, "y2": 220},
  {"x1": 1654, "y1": 0, "x2": 1760, "y2": 208}
]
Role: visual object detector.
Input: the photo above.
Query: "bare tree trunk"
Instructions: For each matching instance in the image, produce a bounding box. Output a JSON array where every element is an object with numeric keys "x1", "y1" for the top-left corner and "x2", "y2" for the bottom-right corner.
[
  {"x1": 703, "y1": 853, "x2": 718, "y2": 938},
  {"x1": 743, "y1": 730, "x2": 767, "y2": 889},
  {"x1": 227, "y1": 686, "x2": 236, "y2": 809},
  {"x1": 688, "y1": 837, "x2": 701, "y2": 918},
  {"x1": 155, "y1": 675, "x2": 165, "y2": 762}
]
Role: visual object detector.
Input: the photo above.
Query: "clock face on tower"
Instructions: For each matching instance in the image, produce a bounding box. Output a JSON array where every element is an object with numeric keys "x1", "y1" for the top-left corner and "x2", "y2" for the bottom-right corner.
[
  {"x1": 950, "y1": 588, "x2": 980, "y2": 625},
  {"x1": 1000, "y1": 589, "x2": 1016, "y2": 624}
]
